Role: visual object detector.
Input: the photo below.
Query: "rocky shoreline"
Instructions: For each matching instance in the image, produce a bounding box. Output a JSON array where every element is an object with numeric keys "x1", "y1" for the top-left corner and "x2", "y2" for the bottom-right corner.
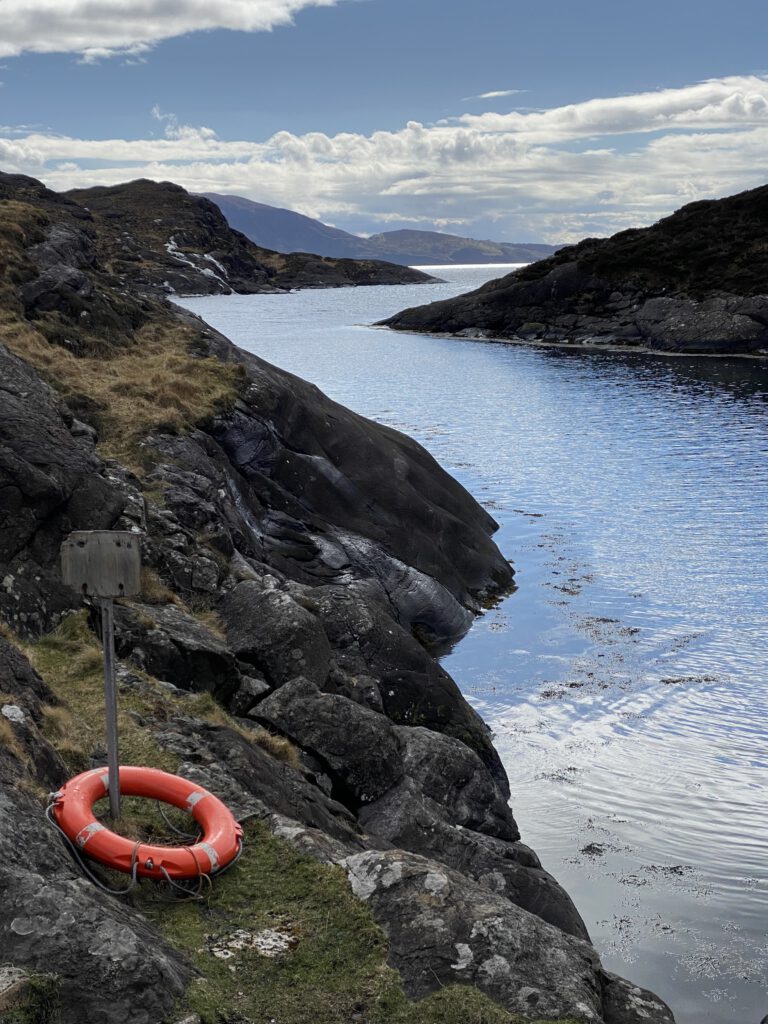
[
  {"x1": 0, "y1": 171, "x2": 674, "y2": 1023},
  {"x1": 382, "y1": 185, "x2": 768, "y2": 357}
]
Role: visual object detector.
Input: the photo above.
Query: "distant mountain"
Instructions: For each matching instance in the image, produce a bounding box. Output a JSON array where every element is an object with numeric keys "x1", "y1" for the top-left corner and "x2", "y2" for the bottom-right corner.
[
  {"x1": 359, "y1": 229, "x2": 559, "y2": 266},
  {"x1": 203, "y1": 192, "x2": 559, "y2": 265},
  {"x1": 201, "y1": 193, "x2": 363, "y2": 260}
]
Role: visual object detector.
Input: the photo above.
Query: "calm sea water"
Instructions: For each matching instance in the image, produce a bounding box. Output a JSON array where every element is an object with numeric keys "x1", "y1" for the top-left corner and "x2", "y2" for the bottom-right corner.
[{"x1": 179, "y1": 267, "x2": 768, "y2": 1024}]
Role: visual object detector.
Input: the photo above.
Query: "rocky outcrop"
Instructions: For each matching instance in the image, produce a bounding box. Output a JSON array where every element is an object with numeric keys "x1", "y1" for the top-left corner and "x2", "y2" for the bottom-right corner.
[
  {"x1": 341, "y1": 849, "x2": 674, "y2": 1024},
  {"x1": 383, "y1": 184, "x2": 768, "y2": 356},
  {"x1": 65, "y1": 178, "x2": 435, "y2": 294}
]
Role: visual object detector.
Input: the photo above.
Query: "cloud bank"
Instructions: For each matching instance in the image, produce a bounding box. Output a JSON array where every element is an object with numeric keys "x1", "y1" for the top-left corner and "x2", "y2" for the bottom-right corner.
[
  {"x1": 2, "y1": 75, "x2": 768, "y2": 241},
  {"x1": 0, "y1": 0, "x2": 339, "y2": 60}
]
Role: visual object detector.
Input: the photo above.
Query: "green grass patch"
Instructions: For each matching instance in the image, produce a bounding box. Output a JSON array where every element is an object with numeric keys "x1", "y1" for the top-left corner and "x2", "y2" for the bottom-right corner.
[
  {"x1": 0, "y1": 974, "x2": 62, "y2": 1024},
  {"x1": 28, "y1": 612, "x2": 179, "y2": 776}
]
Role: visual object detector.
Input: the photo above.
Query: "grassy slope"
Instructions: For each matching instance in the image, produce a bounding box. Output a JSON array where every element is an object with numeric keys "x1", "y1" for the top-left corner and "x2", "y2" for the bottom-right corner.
[{"x1": 0, "y1": 193, "x2": 244, "y2": 466}]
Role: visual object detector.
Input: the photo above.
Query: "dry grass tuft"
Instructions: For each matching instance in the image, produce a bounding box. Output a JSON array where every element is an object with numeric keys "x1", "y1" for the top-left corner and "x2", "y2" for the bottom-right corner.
[
  {"x1": 41, "y1": 703, "x2": 76, "y2": 739},
  {"x1": 2, "y1": 300, "x2": 245, "y2": 468},
  {"x1": 0, "y1": 716, "x2": 26, "y2": 762},
  {"x1": 140, "y1": 567, "x2": 180, "y2": 606},
  {"x1": 189, "y1": 607, "x2": 226, "y2": 640},
  {"x1": 253, "y1": 729, "x2": 301, "y2": 769}
]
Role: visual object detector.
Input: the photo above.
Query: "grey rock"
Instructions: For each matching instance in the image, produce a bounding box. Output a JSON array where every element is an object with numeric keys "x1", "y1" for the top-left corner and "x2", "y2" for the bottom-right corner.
[
  {"x1": 342, "y1": 848, "x2": 604, "y2": 1021},
  {"x1": 230, "y1": 673, "x2": 271, "y2": 715},
  {"x1": 256, "y1": 676, "x2": 404, "y2": 806},
  {"x1": 0, "y1": 787, "x2": 191, "y2": 1024},
  {"x1": 0, "y1": 965, "x2": 30, "y2": 1012},
  {"x1": 150, "y1": 712, "x2": 365, "y2": 849},
  {"x1": 395, "y1": 725, "x2": 516, "y2": 840},
  {"x1": 359, "y1": 777, "x2": 587, "y2": 939},
  {"x1": 220, "y1": 581, "x2": 332, "y2": 687},
  {"x1": 312, "y1": 583, "x2": 508, "y2": 785},
  {"x1": 111, "y1": 601, "x2": 240, "y2": 702},
  {"x1": 601, "y1": 971, "x2": 675, "y2": 1024}
]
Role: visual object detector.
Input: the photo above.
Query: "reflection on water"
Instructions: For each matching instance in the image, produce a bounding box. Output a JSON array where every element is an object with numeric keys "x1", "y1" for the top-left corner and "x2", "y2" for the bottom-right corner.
[{"x1": 179, "y1": 267, "x2": 768, "y2": 1024}]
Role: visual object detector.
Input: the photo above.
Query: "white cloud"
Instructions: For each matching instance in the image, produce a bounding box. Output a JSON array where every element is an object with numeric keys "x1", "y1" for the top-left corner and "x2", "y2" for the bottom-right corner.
[
  {"x1": 457, "y1": 75, "x2": 768, "y2": 139},
  {"x1": 466, "y1": 90, "x2": 525, "y2": 101},
  {"x1": 0, "y1": 0, "x2": 339, "y2": 60},
  {"x1": 3, "y1": 76, "x2": 768, "y2": 242}
]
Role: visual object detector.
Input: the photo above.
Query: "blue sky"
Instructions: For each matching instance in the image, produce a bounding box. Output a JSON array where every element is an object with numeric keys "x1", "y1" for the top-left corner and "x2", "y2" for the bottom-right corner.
[{"x1": 2, "y1": 0, "x2": 768, "y2": 241}]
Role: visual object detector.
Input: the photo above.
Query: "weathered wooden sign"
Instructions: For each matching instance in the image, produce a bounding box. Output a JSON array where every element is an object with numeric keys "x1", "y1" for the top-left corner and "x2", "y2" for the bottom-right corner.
[{"x1": 61, "y1": 530, "x2": 141, "y2": 598}]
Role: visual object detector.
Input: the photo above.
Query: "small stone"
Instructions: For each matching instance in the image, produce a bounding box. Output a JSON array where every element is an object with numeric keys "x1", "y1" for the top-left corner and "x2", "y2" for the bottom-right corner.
[
  {"x1": 0, "y1": 966, "x2": 30, "y2": 1012},
  {"x1": 1, "y1": 704, "x2": 25, "y2": 723}
]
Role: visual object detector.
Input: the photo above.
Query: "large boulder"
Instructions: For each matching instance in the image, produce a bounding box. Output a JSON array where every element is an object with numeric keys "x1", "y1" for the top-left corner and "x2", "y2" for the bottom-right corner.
[
  {"x1": 112, "y1": 601, "x2": 239, "y2": 703},
  {"x1": 342, "y1": 848, "x2": 604, "y2": 1021},
  {"x1": 0, "y1": 787, "x2": 191, "y2": 1024},
  {"x1": 342, "y1": 848, "x2": 674, "y2": 1024},
  {"x1": 256, "y1": 676, "x2": 403, "y2": 806},
  {"x1": 395, "y1": 725, "x2": 516, "y2": 840}
]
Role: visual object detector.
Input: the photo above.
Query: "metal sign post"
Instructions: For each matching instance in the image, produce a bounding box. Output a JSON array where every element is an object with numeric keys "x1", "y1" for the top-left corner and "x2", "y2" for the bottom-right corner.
[{"x1": 61, "y1": 531, "x2": 142, "y2": 820}]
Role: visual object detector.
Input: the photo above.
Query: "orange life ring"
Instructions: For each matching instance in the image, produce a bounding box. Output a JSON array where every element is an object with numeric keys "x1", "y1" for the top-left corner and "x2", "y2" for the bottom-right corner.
[{"x1": 52, "y1": 766, "x2": 243, "y2": 880}]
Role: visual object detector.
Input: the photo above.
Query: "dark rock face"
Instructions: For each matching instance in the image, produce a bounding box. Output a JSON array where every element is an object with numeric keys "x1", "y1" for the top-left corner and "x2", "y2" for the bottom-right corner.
[
  {"x1": 383, "y1": 184, "x2": 768, "y2": 356},
  {"x1": 208, "y1": 339, "x2": 512, "y2": 614},
  {"x1": 0, "y1": 345, "x2": 127, "y2": 637},
  {"x1": 220, "y1": 582, "x2": 332, "y2": 687}
]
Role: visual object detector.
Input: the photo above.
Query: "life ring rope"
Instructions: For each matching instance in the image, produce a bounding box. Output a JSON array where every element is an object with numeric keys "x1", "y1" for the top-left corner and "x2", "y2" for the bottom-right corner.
[{"x1": 46, "y1": 766, "x2": 243, "y2": 898}]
